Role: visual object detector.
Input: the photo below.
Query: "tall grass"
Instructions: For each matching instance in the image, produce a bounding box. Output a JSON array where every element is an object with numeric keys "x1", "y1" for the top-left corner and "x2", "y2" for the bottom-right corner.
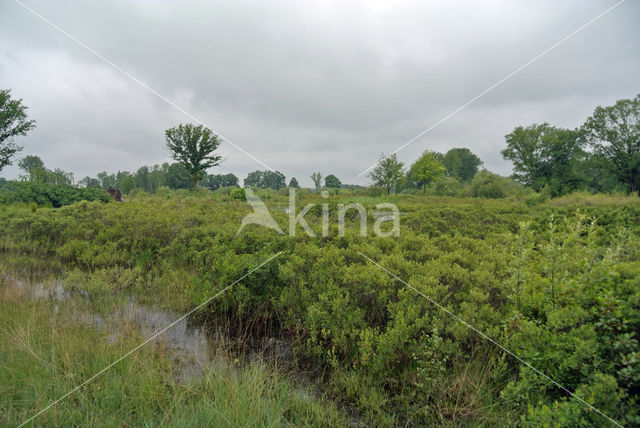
[{"x1": 0, "y1": 277, "x2": 347, "y2": 427}]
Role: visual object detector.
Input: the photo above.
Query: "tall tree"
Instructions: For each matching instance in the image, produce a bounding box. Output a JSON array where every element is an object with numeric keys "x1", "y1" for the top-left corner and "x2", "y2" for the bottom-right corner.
[
  {"x1": 0, "y1": 90, "x2": 37, "y2": 172},
  {"x1": 310, "y1": 172, "x2": 323, "y2": 192},
  {"x1": 78, "y1": 176, "x2": 101, "y2": 189},
  {"x1": 97, "y1": 171, "x2": 116, "y2": 190},
  {"x1": 120, "y1": 175, "x2": 136, "y2": 194},
  {"x1": 582, "y1": 154, "x2": 623, "y2": 193},
  {"x1": 135, "y1": 166, "x2": 153, "y2": 192},
  {"x1": 244, "y1": 170, "x2": 286, "y2": 190},
  {"x1": 443, "y1": 148, "x2": 483, "y2": 182},
  {"x1": 18, "y1": 155, "x2": 45, "y2": 181},
  {"x1": 244, "y1": 170, "x2": 264, "y2": 188},
  {"x1": 203, "y1": 173, "x2": 239, "y2": 191},
  {"x1": 264, "y1": 170, "x2": 286, "y2": 190},
  {"x1": 580, "y1": 94, "x2": 640, "y2": 195},
  {"x1": 409, "y1": 151, "x2": 446, "y2": 194},
  {"x1": 165, "y1": 123, "x2": 222, "y2": 190},
  {"x1": 324, "y1": 174, "x2": 341, "y2": 188},
  {"x1": 288, "y1": 177, "x2": 299, "y2": 188},
  {"x1": 165, "y1": 163, "x2": 192, "y2": 189},
  {"x1": 115, "y1": 171, "x2": 133, "y2": 191},
  {"x1": 17, "y1": 155, "x2": 73, "y2": 185},
  {"x1": 369, "y1": 153, "x2": 404, "y2": 194},
  {"x1": 49, "y1": 168, "x2": 74, "y2": 186},
  {"x1": 502, "y1": 123, "x2": 585, "y2": 196},
  {"x1": 149, "y1": 164, "x2": 168, "y2": 190}
]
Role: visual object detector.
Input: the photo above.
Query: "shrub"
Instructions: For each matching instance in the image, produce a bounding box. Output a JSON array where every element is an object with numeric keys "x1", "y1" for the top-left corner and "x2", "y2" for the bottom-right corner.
[
  {"x1": 215, "y1": 186, "x2": 238, "y2": 196},
  {"x1": 1, "y1": 194, "x2": 638, "y2": 426},
  {"x1": 468, "y1": 170, "x2": 523, "y2": 199},
  {"x1": 230, "y1": 188, "x2": 246, "y2": 201},
  {"x1": 399, "y1": 188, "x2": 420, "y2": 195},
  {"x1": 156, "y1": 186, "x2": 173, "y2": 199},
  {"x1": 367, "y1": 186, "x2": 386, "y2": 197},
  {"x1": 0, "y1": 181, "x2": 111, "y2": 207},
  {"x1": 429, "y1": 176, "x2": 465, "y2": 196}
]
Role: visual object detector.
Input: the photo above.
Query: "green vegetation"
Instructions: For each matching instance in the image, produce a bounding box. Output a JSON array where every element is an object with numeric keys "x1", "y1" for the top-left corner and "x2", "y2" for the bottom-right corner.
[
  {"x1": 409, "y1": 150, "x2": 446, "y2": 194},
  {"x1": 324, "y1": 174, "x2": 342, "y2": 189},
  {"x1": 0, "y1": 89, "x2": 37, "y2": 172},
  {"x1": 442, "y1": 148, "x2": 484, "y2": 182},
  {"x1": 2, "y1": 90, "x2": 639, "y2": 426},
  {"x1": 0, "y1": 180, "x2": 110, "y2": 207},
  {"x1": 244, "y1": 170, "x2": 287, "y2": 190},
  {"x1": 581, "y1": 94, "x2": 640, "y2": 195},
  {"x1": 1, "y1": 191, "x2": 639, "y2": 426},
  {"x1": 369, "y1": 153, "x2": 405, "y2": 194},
  {"x1": 0, "y1": 276, "x2": 347, "y2": 427},
  {"x1": 165, "y1": 123, "x2": 223, "y2": 191},
  {"x1": 289, "y1": 177, "x2": 300, "y2": 188},
  {"x1": 310, "y1": 172, "x2": 323, "y2": 192},
  {"x1": 502, "y1": 124, "x2": 584, "y2": 196}
]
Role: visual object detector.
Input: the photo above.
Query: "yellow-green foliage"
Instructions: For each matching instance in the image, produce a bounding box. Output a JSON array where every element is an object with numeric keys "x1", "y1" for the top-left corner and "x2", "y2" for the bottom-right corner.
[
  {"x1": 1, "y1": 192, "x2": 639, "y2": 426},
  {"x1": 0, "y1": 283, "x2": 347, "y2": 427}
]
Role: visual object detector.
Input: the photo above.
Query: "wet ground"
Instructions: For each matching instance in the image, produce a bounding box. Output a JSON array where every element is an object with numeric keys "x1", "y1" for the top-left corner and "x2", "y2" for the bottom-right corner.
[{"x1": 5, "y1": 274, "x2": 293, "y2": 383}]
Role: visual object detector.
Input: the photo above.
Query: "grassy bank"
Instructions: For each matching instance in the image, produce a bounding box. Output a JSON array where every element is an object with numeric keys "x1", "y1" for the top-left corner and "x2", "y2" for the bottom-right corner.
[{"x1": 0, "y1": 275, "x2": 348, "y2": 427}]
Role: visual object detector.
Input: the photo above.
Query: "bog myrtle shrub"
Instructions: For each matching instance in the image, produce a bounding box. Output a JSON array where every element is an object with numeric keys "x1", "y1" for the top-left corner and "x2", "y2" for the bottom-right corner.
[
  {"x1": 0, "y1": 181, "x2": 111, "y2": 207},
  {"x1": 0, "y1": 193, "x2": 638, "y2": 425},
  {"x1": 231, "y1": 188, "x2": 246, "y2": 201}
]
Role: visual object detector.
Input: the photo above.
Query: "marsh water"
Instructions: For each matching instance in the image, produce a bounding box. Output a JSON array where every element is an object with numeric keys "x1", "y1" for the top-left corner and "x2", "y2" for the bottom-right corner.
[{"x1": 7, "y1": 273, "x2": 293, "y2": 383}]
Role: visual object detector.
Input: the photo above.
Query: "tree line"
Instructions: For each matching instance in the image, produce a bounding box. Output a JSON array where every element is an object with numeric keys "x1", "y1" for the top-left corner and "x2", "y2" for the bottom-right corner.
[
  {"x1": 1, "y1": 87, "x2": 639, "y2": 199},
  {"x1": 366, "y1": 93, "x2": 640, "y2": 197}
]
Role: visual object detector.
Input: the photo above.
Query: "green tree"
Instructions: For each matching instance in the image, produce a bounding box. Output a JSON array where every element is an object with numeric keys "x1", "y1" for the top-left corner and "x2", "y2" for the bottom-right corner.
[
  {"x1": 324, "y1": 174, "x2": 341, "y2": 188},
  {"x1": 244, "y1": 170, "x2": 286, "y2": 189},
  {"x1": 288, "y1": 177, "x2": 299, "y2": 188},
  {"x1": 0, "y1": 89, "x2": 37, "y2": 172},
  {"x1": 409, "y1": 151, "x2": 446, "y2": 194},
  {"x1": 49, "y1": 168, "x2": 73, "y2": 186},
  {"x1": 97, "y1": 171, "x2": 116, "y2": 190},
  {"x1": 18, "y1": 155, "x2": 45, "y2": 181},
  {"x1": 468, "y1": 170, "x2": 521, "y2": 198},
  {"x1": 165, "y1": 163, "x2": 192, "y2": 189},
  {"x1": 165, "y1": 123, "x2": 222, "y2": 190},
  {"x1": 264, "y1": 170, "x2": 286, "y2": 190},
  {"x1": 502, "y1": 123, "x2": 585, "y2": 196},
  {"x1": 203, "y1": 173, "x2": 239, "y2": 191},
  {"x1": 78, "y1": 176, "x2": 101, "y2": 189},
  {"x1": 244, "y1": 170, "x2": 264, "y2": 188},
  {"x1": 17, "y1": 156, "x2": 73, "y2": 185},
  {"x1": 115, "y1": 171, "x2": 133, "y2": 191},
  {"x1": 443, "y1": 148, "x2": 483, "y2": 181},
  {"x1": 369, "y1": 153, "x2": 405, "y2": 194},
  {"x1": 582, "y1": 154, "x2": 623, "y2": 193},
  {"x1": 580, "y1": 94, "x2": 640, "y2": 195},
  {"x1": 149, "y1": 164, "x2": 168, "y2": 191},
  {"x1": 120, "y1": 175, "x2": 136, "y2": 194},
  {"x1": 135, "y1": 166, "x2": 153, "y2": 192},
  {"x1": 310, "y1": 172, "x2": 323, "y2": 192}
]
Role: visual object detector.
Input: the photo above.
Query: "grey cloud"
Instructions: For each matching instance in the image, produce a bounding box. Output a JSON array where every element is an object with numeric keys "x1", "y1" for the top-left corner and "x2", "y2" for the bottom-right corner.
[{"x1": 0, "y1": 0, "x2": 638, "y2": 186}]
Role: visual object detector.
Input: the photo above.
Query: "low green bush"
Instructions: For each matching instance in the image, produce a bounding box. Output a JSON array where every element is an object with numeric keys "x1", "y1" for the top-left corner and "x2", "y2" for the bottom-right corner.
[
  {"x1": 0, "y1": 193, "x2": 638, "y2": 425},
  {"x1": 367, "y1": 186, "x2": 386, "y2": 197},
  {"x1": 230, "y1": 187, "x2": 246, "y2": 201},
  {"x1": 0, "y1": 181, "x2": 111, "y2": 207}
]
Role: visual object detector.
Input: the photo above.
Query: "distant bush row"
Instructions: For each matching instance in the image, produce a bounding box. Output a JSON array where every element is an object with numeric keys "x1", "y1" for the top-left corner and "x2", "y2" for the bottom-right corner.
[{"x1": 0, "y1": 180, "x2": 110, "y2": 207}]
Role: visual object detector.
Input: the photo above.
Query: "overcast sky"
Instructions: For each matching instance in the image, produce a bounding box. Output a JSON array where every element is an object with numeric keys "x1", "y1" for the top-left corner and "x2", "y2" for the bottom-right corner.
[{"x1": 1, "y1": 0, "x2": 638, "y2": 186}]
